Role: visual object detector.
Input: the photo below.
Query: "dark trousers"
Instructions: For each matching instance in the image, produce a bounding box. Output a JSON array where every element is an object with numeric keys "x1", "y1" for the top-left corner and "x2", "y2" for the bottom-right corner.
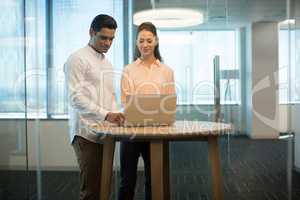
[
  {"x1": 118, "y1": 141, "x2": 151, "y2": 200},
  {"x1": 72, "y1": 136, "x2": 103, "y2": 200}
]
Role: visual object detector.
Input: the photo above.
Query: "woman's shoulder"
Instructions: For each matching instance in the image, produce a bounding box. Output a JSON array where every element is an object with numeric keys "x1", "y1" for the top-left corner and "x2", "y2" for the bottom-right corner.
[
  {"x1": 123, "y1": 60, "x2": 139, "y2": 73},
  {"x1": 124, "y1": 62, "x2": 135, "y2": 70},
  {"x1": 159, "y1": 62, "x2": 174, "y2": 73},
  {"x1": 125, "y1": 59, "x2": 142, "y2": 69}
]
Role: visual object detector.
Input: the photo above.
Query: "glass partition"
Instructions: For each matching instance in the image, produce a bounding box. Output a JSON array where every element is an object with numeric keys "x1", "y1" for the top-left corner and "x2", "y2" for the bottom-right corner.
[
  {"x1": 127, "y1": 0, "x2": 295, "y2": 199},
  {"x1": 1, "y1": 0, "x2": 124, "y2": 199},
  {"x1": 0, "y1": 1, "x2": 28, "y2": 199},
  {"x1": 34, "y1": 0, "x2": 124, "y2": 199},
  {"x1": 1, "y1": 0, "x2": 298, "y2": 200},
  {"x1": 294, "y1": 3, "x2": 300, "y2": 196}
]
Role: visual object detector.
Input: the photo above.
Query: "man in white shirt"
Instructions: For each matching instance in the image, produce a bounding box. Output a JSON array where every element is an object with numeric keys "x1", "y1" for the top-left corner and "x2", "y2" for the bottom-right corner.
[{"x1": 64, "y1": 14, "x2": 124, "y2": 200}]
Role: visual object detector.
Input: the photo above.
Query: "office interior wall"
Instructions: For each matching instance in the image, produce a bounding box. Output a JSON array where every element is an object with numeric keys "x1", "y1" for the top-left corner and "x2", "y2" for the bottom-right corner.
[
  {"x1": 243, "y1": 22, "x2": 280, "y2": 139},
  {"x1": 0, "y1": 120, "x2": 27, "y2": 170},
  {"x1": 0, "y1": 120, "x2": 76, "y2": 170}
]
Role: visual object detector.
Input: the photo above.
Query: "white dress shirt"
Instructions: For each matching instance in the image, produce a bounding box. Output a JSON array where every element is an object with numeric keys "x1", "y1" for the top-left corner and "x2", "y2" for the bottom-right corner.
[{"x1": 64, "y1": 45, "x2": 118, "y2": 143}]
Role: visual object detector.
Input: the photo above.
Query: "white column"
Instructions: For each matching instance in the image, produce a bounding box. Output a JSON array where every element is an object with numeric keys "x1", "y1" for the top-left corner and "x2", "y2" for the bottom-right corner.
[{"x1": 244, "y1": 22, "x2": 280, "y2": 139}]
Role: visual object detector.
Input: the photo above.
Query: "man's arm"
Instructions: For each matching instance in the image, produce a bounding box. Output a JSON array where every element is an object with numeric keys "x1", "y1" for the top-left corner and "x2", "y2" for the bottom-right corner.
[
  {"x1": 65, "y1": 56, "x2": 124, "y2": 124},
  {"x1": 65, "y1": 56, "x2": 110, "y2": 120}
]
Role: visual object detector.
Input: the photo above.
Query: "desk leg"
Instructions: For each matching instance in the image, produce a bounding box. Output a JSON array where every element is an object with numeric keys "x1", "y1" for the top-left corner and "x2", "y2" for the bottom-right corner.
[
  {"x1": 99, "y1": 140, "x2": 115, "y2": 200},
  {"x1": 208, "y1": 136, "x2": 224, "y2": 200},
  {"x1": 150, "y1": 141, "x2": 170, "y2": 200}
]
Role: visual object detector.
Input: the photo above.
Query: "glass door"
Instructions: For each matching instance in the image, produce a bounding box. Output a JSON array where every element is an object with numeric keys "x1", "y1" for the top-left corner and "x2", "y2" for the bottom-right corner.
[
  {"x1": 294, "y1": 1, "x2": 300, "y2": 189},
  {"x1": 0, "y1": 1, "x2": 29, "y2": 199},
  {"x1": 129, "y1": 0, "x2": 295, "y2": 199}
]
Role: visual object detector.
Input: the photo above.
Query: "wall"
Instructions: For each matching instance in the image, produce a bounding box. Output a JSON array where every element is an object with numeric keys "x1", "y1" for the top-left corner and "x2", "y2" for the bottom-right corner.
[
  {"x1": 26, "y1": 120, "x2": 77, "y2": 170},
  {"x1": 0, "y1": 120, "x2": 78, "y2": 170},
  {"x1": 0, "y1": 120, "x2": 27, "y2": 170}
]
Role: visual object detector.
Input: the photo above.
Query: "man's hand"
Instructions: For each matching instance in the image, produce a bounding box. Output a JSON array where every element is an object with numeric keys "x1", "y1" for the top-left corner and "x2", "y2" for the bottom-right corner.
[{"x1": 105, "y1": 112, "x2": 125, "y2": 125}]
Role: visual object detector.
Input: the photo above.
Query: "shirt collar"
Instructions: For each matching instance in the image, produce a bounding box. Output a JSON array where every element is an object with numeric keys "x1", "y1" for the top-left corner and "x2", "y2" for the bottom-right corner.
[
  {"x1": 87, "y1": 44, "x2": 105, "y2": 59},
  {"x1": 135, "y1": 58, "x2": 161, "y2": 68}
]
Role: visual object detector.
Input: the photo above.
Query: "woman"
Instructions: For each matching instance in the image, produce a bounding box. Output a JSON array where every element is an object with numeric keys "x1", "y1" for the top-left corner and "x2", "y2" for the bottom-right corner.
[{"x1": 118, "y1": 22, "x2": 175, "y2": 200}]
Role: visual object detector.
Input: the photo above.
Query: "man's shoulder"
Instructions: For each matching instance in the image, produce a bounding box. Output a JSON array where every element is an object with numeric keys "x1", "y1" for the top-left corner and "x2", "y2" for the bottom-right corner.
[{"x1": 67, "y1": 46, "x2": 89, "y2": 62}]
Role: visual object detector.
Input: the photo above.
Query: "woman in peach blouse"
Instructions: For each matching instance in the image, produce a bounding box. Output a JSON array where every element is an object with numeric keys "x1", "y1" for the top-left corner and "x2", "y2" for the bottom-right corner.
[{"x1": 118, "y1": 22, "x2": 175, "y2": 200}]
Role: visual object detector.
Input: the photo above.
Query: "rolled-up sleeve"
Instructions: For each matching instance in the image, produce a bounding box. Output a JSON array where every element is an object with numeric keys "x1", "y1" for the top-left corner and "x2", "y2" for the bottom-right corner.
[
  {"x1": 165, "y1": 69, "x2": 176, "y2": 95},
  {"x1": 120, "y1": 67, "x2": 134, "y2": 107},
  {"x1": 65, "y1": 56, "x2": 109, "y2": 120}
]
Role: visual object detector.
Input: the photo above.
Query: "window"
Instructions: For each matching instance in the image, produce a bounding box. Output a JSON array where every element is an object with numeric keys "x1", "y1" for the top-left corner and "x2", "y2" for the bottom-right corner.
[
  {"x1": 159, "y1": 30, "x2": 240, "y2": 104},
  {"x1": 0, "y1": 0, "x2": 47, "y2": 118},
  {"x1": 50, "y1": 0, "x2": 124, "y2": 116},
  {"x1": 0, "y1": 1, "x2": 26, "y2": 115},
  {"x1": 26, "y1": 0, "x2": 47, "y2": 117},
  {"x1": 279, "y1": 29, "x2": 299, "y2": 104},
  {"x1": 0, "y1": 0, "x2": 124, "y2": 118}
]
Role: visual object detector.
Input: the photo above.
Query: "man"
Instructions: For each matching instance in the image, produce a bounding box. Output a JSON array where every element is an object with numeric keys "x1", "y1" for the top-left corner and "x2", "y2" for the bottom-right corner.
[{"x1": 64, "y1": 14, "x2": 124, "y2": 200}]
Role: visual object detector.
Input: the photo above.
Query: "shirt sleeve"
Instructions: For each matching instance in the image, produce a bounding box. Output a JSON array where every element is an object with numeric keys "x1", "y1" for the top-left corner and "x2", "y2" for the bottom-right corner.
[
  {"x1": 65, "y1": 56, "x2": 109, "y2": 120},
  {"x1": 165, "y1": 69, "x2": 176, "y2": 95},
  {"x1": 120, "y1": 67, "x2": 134, "y2": 107}
]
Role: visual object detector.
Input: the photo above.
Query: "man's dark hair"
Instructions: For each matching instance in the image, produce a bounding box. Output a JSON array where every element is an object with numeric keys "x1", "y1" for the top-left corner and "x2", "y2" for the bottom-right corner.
[{"x1": 90, "y1": 14, "x2": 117, "y2": 32}]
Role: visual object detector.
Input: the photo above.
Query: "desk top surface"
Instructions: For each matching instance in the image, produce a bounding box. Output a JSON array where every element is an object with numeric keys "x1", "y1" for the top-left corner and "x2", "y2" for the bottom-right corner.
[{"x1": 90, "y1": 120, "x2": 232, "y2": 140}]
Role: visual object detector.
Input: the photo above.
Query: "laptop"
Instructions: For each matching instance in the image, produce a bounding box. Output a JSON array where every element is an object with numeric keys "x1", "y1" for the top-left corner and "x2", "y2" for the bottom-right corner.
[{"x1": 122, "y1": 94, "x2": 177, "y2": 127}]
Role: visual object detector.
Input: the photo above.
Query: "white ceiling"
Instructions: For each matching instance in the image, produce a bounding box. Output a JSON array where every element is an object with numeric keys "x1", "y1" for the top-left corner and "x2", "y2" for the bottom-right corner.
[{"x1": 133, "y1": 0, "x2": 289, "y2": 29}]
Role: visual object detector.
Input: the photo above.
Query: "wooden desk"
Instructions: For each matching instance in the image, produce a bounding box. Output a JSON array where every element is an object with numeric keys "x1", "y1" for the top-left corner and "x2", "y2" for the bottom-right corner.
[{"x1": 91, "y1": 120, "x2": 231, "y2": 200}]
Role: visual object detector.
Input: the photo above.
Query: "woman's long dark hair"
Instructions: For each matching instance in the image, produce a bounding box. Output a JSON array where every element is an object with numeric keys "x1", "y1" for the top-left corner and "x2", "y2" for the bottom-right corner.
[{"x1": 134, "y1": 22, "x2": 162, "y2": 61}]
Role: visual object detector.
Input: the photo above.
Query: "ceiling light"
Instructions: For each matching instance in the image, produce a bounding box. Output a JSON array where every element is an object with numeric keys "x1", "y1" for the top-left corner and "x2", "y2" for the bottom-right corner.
[
  {"x1": 133, "y1": 8, "x2": 204, "y2": 28},
  {"x1": 279, "y1": 19, "x2": 295, "y2": 25}
]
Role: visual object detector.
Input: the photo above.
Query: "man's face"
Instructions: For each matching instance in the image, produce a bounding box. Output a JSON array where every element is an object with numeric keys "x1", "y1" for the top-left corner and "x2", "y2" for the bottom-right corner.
[{"x1": 90, "y1": 27, "x2": 115, "y2": 53}]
